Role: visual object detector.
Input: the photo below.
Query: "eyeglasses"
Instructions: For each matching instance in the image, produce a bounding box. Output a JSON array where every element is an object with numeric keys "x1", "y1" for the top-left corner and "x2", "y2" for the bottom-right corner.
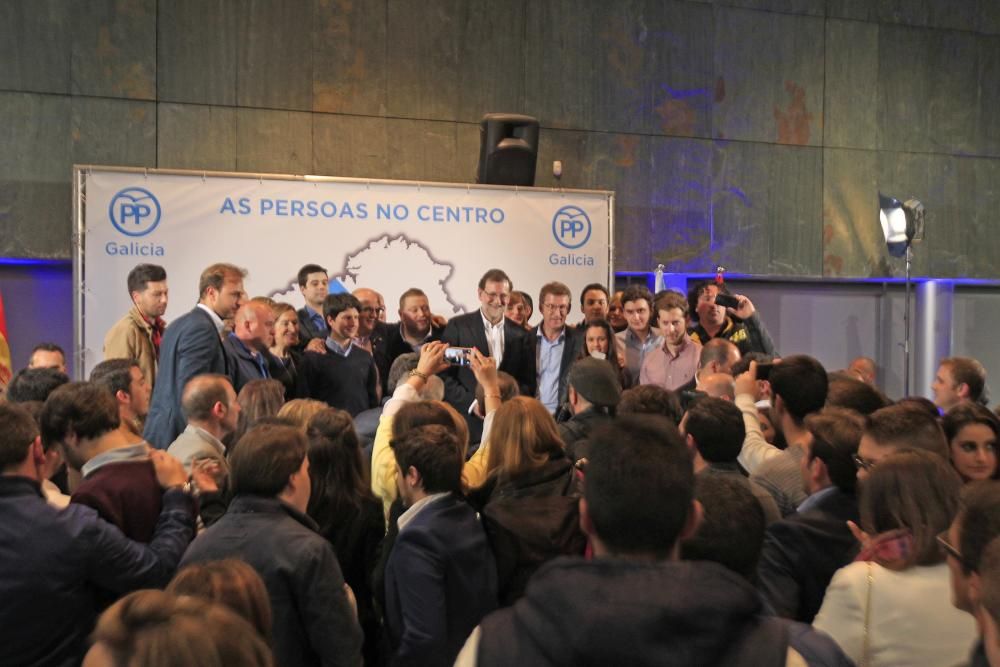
[
  {"x1": 360, "y1": 306, "x2": 386, "y2": 315},
  {"x1": 542, "y1": 304, "x2": 570, "y2": 314},
  {"x1": 936, "y1": 531, "x2": 970, "y2": 569},
  {"x1": 852, "y1": 453, "x2": 876, "y2": 471}
]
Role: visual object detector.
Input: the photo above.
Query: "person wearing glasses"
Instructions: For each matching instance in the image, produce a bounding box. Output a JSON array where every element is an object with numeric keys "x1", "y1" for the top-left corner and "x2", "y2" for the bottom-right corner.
[
  {"x1": 813, "y1": 450, "x2": 977, "y2": 666},
  {"x1": 854, "y1": 403, "x2": 950, "y2": 480},
  {"x1": 941, "y1": 481, "x2": 1000, "y2": 667},
  {"x1": 530, "y1": 282, "x2": 582, "y2": 415},
  {"x1": 440, "y1": 269, "x2": 536, "y2": 443}
]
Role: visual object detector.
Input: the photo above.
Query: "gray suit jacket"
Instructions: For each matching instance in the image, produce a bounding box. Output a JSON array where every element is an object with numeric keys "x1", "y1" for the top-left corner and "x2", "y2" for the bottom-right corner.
[{"x1": 166, "y1": 424, "x2": 228, "y2": 474}]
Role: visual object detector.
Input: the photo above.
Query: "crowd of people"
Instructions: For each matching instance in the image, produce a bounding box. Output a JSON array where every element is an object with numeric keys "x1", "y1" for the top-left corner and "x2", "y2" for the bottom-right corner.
[{"x1": 1, "y1": 260, "x2": 999, "y2": 667}]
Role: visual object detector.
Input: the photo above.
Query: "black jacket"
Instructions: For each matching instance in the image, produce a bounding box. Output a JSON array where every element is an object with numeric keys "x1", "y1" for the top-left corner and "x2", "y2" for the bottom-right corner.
[
  {"x1": 469, "y1": 456, "x2": 586, "y2": 606},
  {"x1": 0, "y1": 476, "x2": 195, "y2": 667},
  {"x1": 476, "y1": 558, "x2": 852, "y2": 667},
  {"x1": 756, "y1": 487, "x2": 860, "y2": 623},
  {"x1": 181, "y1": 495, "x2": 363, "y2": 667}
]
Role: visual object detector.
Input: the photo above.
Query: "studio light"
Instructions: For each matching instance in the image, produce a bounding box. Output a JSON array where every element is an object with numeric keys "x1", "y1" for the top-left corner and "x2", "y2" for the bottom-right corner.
[{"x1": 878, "y1": 192, "x2": 926, "y2": 396}]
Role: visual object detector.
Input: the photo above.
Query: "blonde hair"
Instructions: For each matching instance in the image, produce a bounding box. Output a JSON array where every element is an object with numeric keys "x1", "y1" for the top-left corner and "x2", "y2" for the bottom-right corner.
[
  {"x1": 277, "y1": 399, "x2": 328, "y2": 432},
  {"x1": 485, "y1": 396, "x2": 564, "y2": 480}
]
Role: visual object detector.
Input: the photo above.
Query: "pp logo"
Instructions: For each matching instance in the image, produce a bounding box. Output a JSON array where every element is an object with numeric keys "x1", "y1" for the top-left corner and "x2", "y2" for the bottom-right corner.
[
  {"x1": 552, "y1": 206, "x2": 591, "y2": 249},
  {"x1": 109, "y1": 187, "x2": 161, "y2": 237}
]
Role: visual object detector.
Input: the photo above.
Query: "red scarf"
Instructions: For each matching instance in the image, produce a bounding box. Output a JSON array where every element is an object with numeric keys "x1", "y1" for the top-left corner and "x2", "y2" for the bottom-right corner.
[{"x1": 147, "y1": 315, "x2": 166, "y2": 355}]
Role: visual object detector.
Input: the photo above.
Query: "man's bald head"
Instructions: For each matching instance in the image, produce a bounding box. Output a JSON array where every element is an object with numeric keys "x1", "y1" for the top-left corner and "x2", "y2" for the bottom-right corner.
[
  {"x1": 848, "y1": 356, "x2": 877, "y2": 386},
  {"x1": 353, "y1": 287, "x2": 386, "y2": 335},
  {"x1": 701, "y1": 373, "x2": 736, "y2": 401},
  {"x1": 233, "y1": 302, "x2": 275, "y2": 351},
  {"x1": 181, "y1": 374, "x2": 236, "y2": 423},
  {"x1": 699, "y1": 339, "x2": 741, "y2": 375}
]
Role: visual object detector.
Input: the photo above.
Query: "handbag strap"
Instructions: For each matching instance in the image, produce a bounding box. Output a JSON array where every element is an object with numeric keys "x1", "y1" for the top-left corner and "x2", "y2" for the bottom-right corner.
[{"x1": 861, "y1": 560, "x2": 874, "y2": 667}]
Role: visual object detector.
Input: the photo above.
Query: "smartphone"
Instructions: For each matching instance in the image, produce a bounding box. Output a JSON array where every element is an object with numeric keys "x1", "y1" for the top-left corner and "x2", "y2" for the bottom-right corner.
[
  {"x1": 714, "y1": 293, "x2": 741, "y2": 309},
  {"x1": 444, "y1": 347, "x2": 472, "y2": 366},
  {"x1": 755, "y1": 362, "x2": 774, "y2": 381}
]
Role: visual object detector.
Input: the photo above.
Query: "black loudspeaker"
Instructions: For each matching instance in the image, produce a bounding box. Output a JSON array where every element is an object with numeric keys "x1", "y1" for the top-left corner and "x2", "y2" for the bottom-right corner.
[{"x1": 476, "y1": 113, "x2": 539, "y2": 186}]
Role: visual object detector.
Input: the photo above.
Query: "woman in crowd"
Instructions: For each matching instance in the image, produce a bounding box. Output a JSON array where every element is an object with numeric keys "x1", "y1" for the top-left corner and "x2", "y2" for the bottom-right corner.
[
  {"x1": 268, "y1": 302, "x2": 302, "y2": 399},
  {"x1": 168, "y1": 559, "x2": 273, "y2": 643},
  {"x1": 469, "y1": 396, "x2": 586, "y2": 605},
  {"x1": 277, "y1": 397, "x2": 328, "y2": 432},
  {"x1": 505, "y1": 291, "x2": 531, "y2": 329},
  {"x1": 577, "y1": 318, "x2": 628, "y2": 388},
  {"x1": 83, "y1": 590, "x2": 274, "y2": 667},
  {"x1": 228, "y1": 379, "x2": 286, "y2": 449},
  {"x1": 306, "y1": 407, "x2": 385, "y2": 666},
  {"x1": 813, "y1": 449, "x2": 977, "y2": 666},
  {"x1": 607, "y1": 290, "x2": 627, "y2": 332},
  {"x1": 942, "y1": 402, "x2": 1000, "y2": 482}
]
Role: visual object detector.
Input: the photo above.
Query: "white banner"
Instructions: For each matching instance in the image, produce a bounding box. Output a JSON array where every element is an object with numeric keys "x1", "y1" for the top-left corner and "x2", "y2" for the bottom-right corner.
[{"x1": 78, "y1": 167, "x2": 613, "y2": 377}]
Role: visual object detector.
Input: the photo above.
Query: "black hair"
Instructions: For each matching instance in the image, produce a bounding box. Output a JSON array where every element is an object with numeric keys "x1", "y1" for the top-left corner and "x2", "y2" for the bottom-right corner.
[
  {"x1": 297, "y1": 264, "x2": 328, "y2": 288},
  {"x1": 478, "y1": 268, "x2": 512, "y2": 292},
  {"x1": 0, "y1": 403, "x2": 40, "y2": 470},
  {"x1": 958, "y1": 481, "x2": 1000, "y2": 574},
  {"x1": 680, "y1": 475, "x2": 765, "y2": 581},
  {"x1": 90, "y1": 358, "x2": 138, "y2": 398},
  {"x1": 579, "y1": 283, "x2": 609, "y2": 308},
  {"x1": 306, "y1": 408, "x2": 377, "y2": 534},
  {"x1": 5, "y1": 367, "x2": 70, "y2": 403},
  {"x1": 825, "y1": 373, "x2": 891, "y2": 416},
  {"x1": 323, "y1": 293, "x2": 362, "y2": 322},
  {"x1": 39, "y1": 382, "x2": 120, "y2": 452},
  {"x1": 126, "y1": 263, "x2": 166, "y2": 296},
  {"x1": 585, "y1": 415, "x2": 693, "y2": 557},
  {"x1": 769, "y1": 355, "x2": 828, "y2": 425},
  {"x1": 804, "y1": 407, "x2": 865, "y2": 495},
  {"x1": 390, "y1": 424, "x2": 463, "y2": 495},
  {"x1": 618, "y1": 385, "x2": 683, "y2": 425},
  {"x1": 683, "y1": 396, "x2": 745, "y2": 463}
]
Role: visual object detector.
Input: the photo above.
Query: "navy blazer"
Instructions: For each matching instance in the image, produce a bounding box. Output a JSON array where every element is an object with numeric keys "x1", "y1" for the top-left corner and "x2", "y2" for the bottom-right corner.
[
  {"x1": 222, "y1": 334, "x2": 268, "y2": 393},
  {"x1": 528, "y1": 324, "x2": 583, "y2": 409},
  {"x1": 384, "y1": 494, "x2": 497, "y2": 667},
  {"x1": 756, "y1": 488, "x2": 860, "y2": 623},
  {"x1": 439, "y1": 312, "x2": 536, "y2": 411},
  {"x1": 144, "y1": 306, "x2": 227, "y2": 449},
  {"x1": 296, "y1": 306, "x2": 328, "y2": 347}
]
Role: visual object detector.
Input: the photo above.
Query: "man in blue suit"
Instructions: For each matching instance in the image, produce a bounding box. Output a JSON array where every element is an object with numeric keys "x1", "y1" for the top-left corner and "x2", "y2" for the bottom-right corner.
[
  {"x1": 144, "y1": 263, "x2": 246, "y2": 449},
  {"x1": 385, "y1": 424, "x2": 497, "y2": 667}
]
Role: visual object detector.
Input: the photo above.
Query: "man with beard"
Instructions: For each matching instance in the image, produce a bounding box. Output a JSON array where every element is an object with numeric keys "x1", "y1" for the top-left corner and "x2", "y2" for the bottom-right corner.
[
  {"x1": 104, "y1": 263, "x2": 168, "y2": 387},
  {"x1": 640, "y1": 290, "x2": 700, "y2": 391}
]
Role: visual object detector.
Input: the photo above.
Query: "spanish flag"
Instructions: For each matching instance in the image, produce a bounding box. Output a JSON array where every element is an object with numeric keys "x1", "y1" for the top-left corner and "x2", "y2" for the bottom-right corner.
[{"x1": 0, "y1": 290, "x2": 11, "y2": 389}]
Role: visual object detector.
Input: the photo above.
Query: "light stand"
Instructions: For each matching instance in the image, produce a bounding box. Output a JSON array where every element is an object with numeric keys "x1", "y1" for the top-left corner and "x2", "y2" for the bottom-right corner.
[{"x1": 879, "y1": 193, "x2": 925, "y2": 396}]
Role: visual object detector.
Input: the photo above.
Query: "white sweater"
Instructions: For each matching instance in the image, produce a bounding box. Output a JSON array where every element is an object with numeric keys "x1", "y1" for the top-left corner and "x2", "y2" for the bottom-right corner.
[{"x1": 813, "y1": 561, "x2": 977, "y2": 667}]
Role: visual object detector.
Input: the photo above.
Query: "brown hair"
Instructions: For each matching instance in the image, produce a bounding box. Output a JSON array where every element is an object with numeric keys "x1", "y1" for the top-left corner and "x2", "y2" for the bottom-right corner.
[
  {"x1": 398, "y1": 288, "x2": 427, "y2": 309},
  {"x1": 860, "y1": 449, "x2": 962, "y2": 567},
  {"x1": 538, "y1": 281, "x2": 571, "y2": 306},
  {"x1": 941, "y1": 356, "x2": 987, "y2": 403},
  {"x1": 168, "y1": 560, "x2": 272, "y2": 642},
  {"x1": 392, "y1": 401, "x2": 469, "y2": 457},
  {"x1": 484, "y1": 396, "x2": 565, "y2": 480},
  {"x1": 198, "y1": 263, "x2": 247, "y2": 299},
  {"x1": 90, "y1": 589, "x2": 273, "y2": 667},
  {"x1": 230, "y1": 424, "x2": 307, "y2": 497},
  {"x1": 654, "y1": 290, "x2": 688, "y2": 317},
  {"x1": 864, "y1": 404, "x2": 949, "y2": 459},
  {"x1": 979, "y1": 536, "x2": 1000, "y2": 625},
  {"x1": 474, "y1": 371, "x2": 520, "y2": 408}
]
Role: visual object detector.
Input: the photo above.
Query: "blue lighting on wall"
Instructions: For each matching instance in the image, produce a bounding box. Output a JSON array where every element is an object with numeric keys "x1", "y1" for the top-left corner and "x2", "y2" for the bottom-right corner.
[{"x1": 0, "y1": 257, "x2": 70, "y2": 266}]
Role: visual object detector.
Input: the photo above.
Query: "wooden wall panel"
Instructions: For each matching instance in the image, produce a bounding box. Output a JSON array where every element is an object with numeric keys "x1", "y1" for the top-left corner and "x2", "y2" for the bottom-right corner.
[
  {"x1": 386, "y1": 0, "x2": 461, "y2": 121},
  {"x1": 822, "y1": 148, "x2": 886, "y2": 277},
  {"x1": 313, "y1": 114, "x2": 390, "y2": 179},
  {"x1": 235, "y1": 109, "x2": 313, "y2": 174},
  {"x1": 824, "y1": 19, "x2": 878, "y2": 150},
  {"x1": 236, "y1": 0, "x2": 314, "y2": 111},
  {"x1": 0, "y1": 0, "x2": 72, "y2": 94},
  {"x1": 313, "y1": 0, "x2": 388, "y2": 115},
  {"x1": 713, "y1": 7, "x2": 825, "y2": 146},
  {"x1": 827, "y1": 0, "x2": 1000, "y2": 35},
  {"x1": 454, "y1": 0, "x2": 526, "y2": 123},
  {"x1": 712, "y1": 0, "x2": 825, "y2": 16},
  {"x1": 70, "y1": 0, "x2": 155, "y2": 100},
  {"x1": 157, "y1": 104, "x2": 237, "y2": 171},
  {"x1": 384, "y1": 120, "x2": 479, "y2": 183},
  {"x1": 158, "y1": 0, "x2": 238, "y2": 105}
]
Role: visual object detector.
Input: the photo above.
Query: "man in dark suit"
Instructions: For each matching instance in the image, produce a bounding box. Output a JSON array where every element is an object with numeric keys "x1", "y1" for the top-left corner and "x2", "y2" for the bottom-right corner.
[
  {"x1": 222, "y1": 301, "x2": 276, "y2": 393},
  {"x1": 384, "y1": 288, "x2": 445, "y2": 385},
  {"x1": 295, "y1": 263, "x2": 330, "y2": 352},
  {"x1": 756, "y1": 407, "x2": 863, "y2": 623},
  {"x1": 530, "y1": 281, "x2": 582, "y2": 415},
  {"x1": 144, "y1": 263, "x2": 246, "y2": 449},
  {"x1": 440, "y1": 269, "x2": 535, "y2": 439},
  {"x1": 385, "y1": 424, "x2": 497, "y2": 667}
]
